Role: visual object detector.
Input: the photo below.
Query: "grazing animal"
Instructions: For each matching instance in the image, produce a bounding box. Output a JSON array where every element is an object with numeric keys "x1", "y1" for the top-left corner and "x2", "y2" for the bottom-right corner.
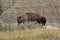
[{"x1": 17, "y1": 13, "x2": 46, "y2": 26}]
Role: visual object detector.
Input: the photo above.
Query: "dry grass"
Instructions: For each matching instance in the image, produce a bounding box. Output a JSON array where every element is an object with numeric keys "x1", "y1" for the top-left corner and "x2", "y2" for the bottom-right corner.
[{"x1": 0, "y1": 28, "x2": 60, "y2": 40}]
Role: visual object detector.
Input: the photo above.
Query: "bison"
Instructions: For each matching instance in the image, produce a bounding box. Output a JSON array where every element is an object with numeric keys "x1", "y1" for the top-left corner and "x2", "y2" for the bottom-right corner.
[{"x1": 17, "y1": 13, "x2": 46, "y2": 26}]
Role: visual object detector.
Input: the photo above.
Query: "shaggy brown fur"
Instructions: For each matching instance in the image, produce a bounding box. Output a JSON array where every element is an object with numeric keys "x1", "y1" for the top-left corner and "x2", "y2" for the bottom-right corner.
[{"x1": 17, "y1": 13, "x2": 46, "y2": 26}]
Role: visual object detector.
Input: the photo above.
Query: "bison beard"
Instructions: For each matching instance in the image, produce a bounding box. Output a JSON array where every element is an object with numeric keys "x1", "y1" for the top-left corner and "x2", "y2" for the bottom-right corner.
[
  {"x1": 17, "y1": 13, "x2": 46, "y2": 26},
  {"x1": 36, "y1": 17, "x2": 46, "y2": 26}
]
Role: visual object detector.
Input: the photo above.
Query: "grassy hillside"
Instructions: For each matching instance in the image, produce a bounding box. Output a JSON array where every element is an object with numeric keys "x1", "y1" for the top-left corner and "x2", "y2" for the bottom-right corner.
[
  {"x1": 0, "y1": 0, "x2": 60, "y2": 27},
  {"x1": 0, "y1": 1, "x2": 60, "y2": 40},
  {"x1": 0, "y1": 0, "x2": 60, "y2": 40},
  {"x1": 0, "y1": 28, "x2": 60, "y2": 40}
]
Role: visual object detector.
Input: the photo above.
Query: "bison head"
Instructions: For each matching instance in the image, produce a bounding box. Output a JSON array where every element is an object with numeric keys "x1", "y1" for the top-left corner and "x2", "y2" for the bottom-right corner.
[
  {"x1": 40, "y1": 17, "x2": 46, "y2": 26},
  {"x1": 36, "y1": 17, "x2": 46, "y2": 26}
]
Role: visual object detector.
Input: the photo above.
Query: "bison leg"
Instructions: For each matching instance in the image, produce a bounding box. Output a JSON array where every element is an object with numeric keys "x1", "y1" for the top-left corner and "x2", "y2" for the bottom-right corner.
[
  {"x1": 41, "y1": 23, "x2": 45, "y2": 26},
  {"x1": 17, "y1": 22, "x2": 20, "y2": 26}
]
